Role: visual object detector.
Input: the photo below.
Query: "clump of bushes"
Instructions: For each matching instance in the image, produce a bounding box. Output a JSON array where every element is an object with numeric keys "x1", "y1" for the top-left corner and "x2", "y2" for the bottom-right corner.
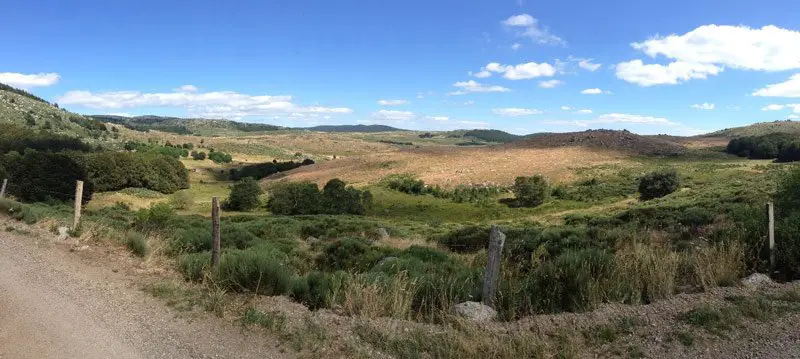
[
  {"x1": 134, "y1": 203, "x2": 175, "y2": 232},
  {"x1": 512, "y1": 175, "x2": 549, "y2": 207},
  {"x1": 267, "y1": 179, "x2": 372, "y2": 216},
  {"x1": 208, "y1": 151, "x2": 233, "y2": 163},
  {"x1": 229, "y1": 160, "x2": 314, "y2": 181},
  {"x1": 381, "y1": 174, "x2": 505, "y2": 204},
  {"x1": 638, "y1": 169, "x2": 680, "y2": 200},
  {"x1": 76, "y1": 152, "x2": 189, "y2": 194},
  {"x1": 190, "y1": 151, "x2": 207, "y2": 160},
  {"x1": 725, "y1": 133, "x2": 798, "y2": 159},
  {"x1": 222, "y1": 178, "x2": 262, "y2": 211},
  {"x1": 215, "y1": 247, "x2": 293, "y2": 295}
]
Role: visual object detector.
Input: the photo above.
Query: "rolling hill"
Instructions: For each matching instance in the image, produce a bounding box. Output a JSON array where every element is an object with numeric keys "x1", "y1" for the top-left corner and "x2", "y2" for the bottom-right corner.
[
  {"x1": 303, "y1": 124, "x2": 407, "y2": 132},
  {"x1": 702, "y1": 120, "x2": 800, "y2": 138},
  {"x1": 89, "y1": 115, "x2": 284, "y2": 136},
  {"x1": 511, "y1": 129, "x2": 686, "y2": 156}
]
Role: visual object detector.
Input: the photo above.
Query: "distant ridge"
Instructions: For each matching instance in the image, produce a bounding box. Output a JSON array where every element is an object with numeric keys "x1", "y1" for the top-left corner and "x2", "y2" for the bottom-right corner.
[
  {"x1": 701, "y1": 120, "x2": 800, "y2": 138},
  {"x1": 89, "y1": 115, "x2": 283, "y2": 136},
  {"x1": 303, "y1": 124, "x2": 408, "y2": 133},
  {"x1": 511, "y1": 129, "x2": 686, "y2": 156}
]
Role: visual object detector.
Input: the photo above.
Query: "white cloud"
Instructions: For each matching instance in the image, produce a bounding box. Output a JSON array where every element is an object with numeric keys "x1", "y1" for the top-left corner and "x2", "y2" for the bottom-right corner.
[
  {"x1": 581, "y1": 88, "x2": 611, "y2": 95},
  {"x1": 511, "y1": 43, "x2": 522, "y2": 51},
  {"x1": 752, "y1": 74, "x2": 800, "y2": 98},
  {"x1": 578, "y1": 59, "x2": 602, "y2": 72},
  {"x1": 371, "y1": 110, "x2": 415, "y2": 122},
  {"x1": 538, "y1": 79, "x2": 563, "y2": 88},
  {"x1": 175, "y1": 85, "x2": 198, "y2": 92},
  {"x1": 427, "y1": 116, "x2": 449, "y2": 121},
  {"x1": 616, "y1": 25, "x2": 800, "y2": 86},
  {"x1": 493, "y1": 108, "x2": 543, "y2": 116},
  {"x1": 575, "y1": 109, "x2": 593, "y2": 114},
  {"x1": 449, "y1": 80, "x2": 511, "y2": 95},
  {"x1": 790, "y1": 115, "x2": 799, "y2": 119},
  {"x1": 463, "y1": 100, "x2": 475, "y2": 105},
  {"x1": 0, "y1": 72, "x2": 60, "y2": 88},
  {"x1": 502, "y1": 13, "x2": 564, "y2": 45},
  {"x1": 377, "y1": 99, "x2": 409, "y2": 106},
  {"x1": 761, "y1": 104, "x2": 786, "y2": 111},
  {"x1": 727, "y1": 106, "x2": 741, "y2": 110},
  {"x1": 107, "y1": 112, "x2": 133, "y2": 117},
  {"x1": 690, "y1": 103, "x2": 715, "y2": 110},
  {"x1": 474, "y1": 61, "x2": 556, "y2": 80},
  {"x1": 546, "y1": 113, "x2": 677, "y2": 127},
  {"x1": 560, "y1": 105, "x2": 572, "y2": 111},
  {"x1": 615, "y1": 60, "x2": 722, "y2": 86},
  {"x1": 57, "y1": 87, "x2": 352, "y2": 120},
  {"x1": 472, "y1": 70, "x2": 492, "y2": 78}
]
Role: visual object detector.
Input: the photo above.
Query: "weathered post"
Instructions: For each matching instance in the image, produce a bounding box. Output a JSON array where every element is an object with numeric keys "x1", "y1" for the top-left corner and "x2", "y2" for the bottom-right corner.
[
  {"x1": 0, "y1": 178, "x2": 7, "y2": 198},
  {"x1": 73, "y1": 180, "x2": 83, "y2": 230},
  {"x1": 767, "y1": 202, "x2": 775, "y2": 273},
  {"x1": 482, "y1": 225, "x2": 506, "y2": 308},
  {"x1": 211, "y1": 197, "x2": 221, "y2": 268}
]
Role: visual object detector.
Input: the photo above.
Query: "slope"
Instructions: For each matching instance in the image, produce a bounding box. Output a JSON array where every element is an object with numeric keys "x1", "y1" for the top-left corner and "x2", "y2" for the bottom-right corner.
[
  {"x1": 511, "y1": 129, "x2": 686, "y2": 156},
  {"x1": 703, "y1": 120, "x2": 800, "y2": 138},
  {"x1": 89, "y1": 115, "x2": 284, "y2": 136}
]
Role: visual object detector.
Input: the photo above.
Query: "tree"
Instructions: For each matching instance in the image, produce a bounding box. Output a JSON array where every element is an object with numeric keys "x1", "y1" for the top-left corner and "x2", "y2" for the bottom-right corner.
[
  {"x1": 638, "y1": 169, "x2": 680, "y2": 201},
  {"x1": 222, "y1": 178, "x2": 262, "y2": 211},
  {"x1": 208, "y1": 151, "x2": 233, "y2": 163},
  {"x1": 190, "y1": 151, "x2": 206, "y2": 160},
  {"x1": 267, "y1": 181, "x2": 321, "y2": 215},
  {"x1": 513, "y1": 175, "x2": 549, "y2": 207},
  {"x1": 320, "y1": 178, "x2": 369, "y2": 215}
]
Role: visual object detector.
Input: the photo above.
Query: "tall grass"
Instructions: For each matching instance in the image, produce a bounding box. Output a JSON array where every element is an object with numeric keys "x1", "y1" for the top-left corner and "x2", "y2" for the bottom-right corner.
[
  {"x1": 333, "y1": 272, "x2": 417, "y2": 320},
  {"x1": 613, "y1": 243, "x2": 679, "y2": 304},
  {"x1": 683, "y1": 241, "x2": 745, "y2": 290}
]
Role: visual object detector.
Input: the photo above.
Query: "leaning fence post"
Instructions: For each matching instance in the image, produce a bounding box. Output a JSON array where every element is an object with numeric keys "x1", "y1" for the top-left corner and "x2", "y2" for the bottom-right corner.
[
  {"x1": 482, "y1": 225, "x2": 505, "y2": 308},
  {"x1": 73, "y1": 180, "x2": 83, "y2": 230},
  {"x1": 211, "y1": 197, "x2": 221, "y2": 268},
  {"x1": 0, "y1": 178, "x2": 7, "y2": 198},
  {"x1": 767, "y1": 202, "x2": 775, "y2": 273}
]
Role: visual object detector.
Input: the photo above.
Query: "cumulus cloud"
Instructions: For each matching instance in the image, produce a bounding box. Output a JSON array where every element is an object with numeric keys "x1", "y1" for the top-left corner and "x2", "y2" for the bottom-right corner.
[
  {"x1": 0, "y1": 72, "x2": 60, "y2": 88},
  {"x1": 502, "y1": 14, "x2": 564, "y2": 45},
  {"x1": 760, "y1": 104, "x2": 800, "y2": 113},
  {"x1": 473, "y1": 61, "x2": 557, "y2": 80},
  {"x1": 57, "y1": 87, "x2": 352, "y2": 120},
  {"x1": 511, "y1": 43, "x2": 522, "y2": 51},
  {"x1": 427, "y1": 116, "x2": 449, "y2": 121},
  {"x1": 377, "y1": 99, "x2": 409, "y2": 106},
  {"x1": 538, "y1": 79, "x2": 563, "y2": 88},
  {"x1": 492, "y1": 108, "x2": 543, "y2": 116},
  {"x1": 691, "y1": 103, "x2": 715, "y2": 110},
  {"x1": 578, "y1": 59, "x2": 602, "y2": 72},
  {"x1": 448, "y1": 80, "x2": 511, "y2": 95},
  {"x1": 560, "y1": 105, "x2": 572, "y2": 111},
  {"x1": 616, "y1": 25, "x2": 800, "y2": 86},
  {"x1": 581, "y1": 88, "x2": 611, "y2": 95},
  {"x1": 752, "y1": 74, "x2": 800, "y2": 98},
  {"x1": 575, "y1": 109, "x2": 593, "y2": 114},
  {"x1": 546, "y1": 113, "x2": 677, "y2": 127},
  {"x1": 175, "y1": 85, "x2": 198, "y2": 92}
]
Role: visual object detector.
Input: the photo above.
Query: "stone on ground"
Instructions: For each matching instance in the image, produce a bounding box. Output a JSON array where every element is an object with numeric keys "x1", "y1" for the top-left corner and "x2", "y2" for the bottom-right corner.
[
  {"x1": 452, "y1": 301, "x2": 497, "y2": 322},
  {"x1": 741, "y1": 273, "x2": 773, "y2": 289}
]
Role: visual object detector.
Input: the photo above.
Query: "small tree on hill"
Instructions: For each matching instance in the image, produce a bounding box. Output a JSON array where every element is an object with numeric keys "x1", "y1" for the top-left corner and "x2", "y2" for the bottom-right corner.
[
  {"x1": 222, "y1": 177, "x2": 262, "y2": 211},
  {"x1": 267, "y1": 181, "x2": 321, "y2": 215},
  {"x1": 190, "y1": 151, "x2": 206, "y2": 160},
  {"x1": 638, "y1": 169, "x2": 680, "y2": 201},
  {"x1": 513, "y1": 175, "x2": 549, "y2": 207}
]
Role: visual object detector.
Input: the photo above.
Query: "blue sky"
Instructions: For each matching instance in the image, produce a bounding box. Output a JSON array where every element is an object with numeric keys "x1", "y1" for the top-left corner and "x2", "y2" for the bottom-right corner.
[{"x1": 2, "y1": 0, "x2": 800, "y2": 135}]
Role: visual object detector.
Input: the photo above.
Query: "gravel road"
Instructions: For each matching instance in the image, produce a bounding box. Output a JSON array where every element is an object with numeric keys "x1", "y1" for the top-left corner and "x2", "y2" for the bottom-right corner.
[{"x1": 0, "y1": 223, "x2": 288, "y2": 359}]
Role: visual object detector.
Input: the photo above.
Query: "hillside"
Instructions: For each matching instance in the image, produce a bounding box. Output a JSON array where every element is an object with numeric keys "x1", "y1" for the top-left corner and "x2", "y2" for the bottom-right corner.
[
  {"x1": 89, "y1": 115, "x2": 284, "y2": 136},
  {"x1": 0, "y1": 85, "x2": 111, "y2": 141},
  {"x1": 511, "y1": 129, "x2": 686, "y2": 156},
  {"x1": 303, "y1": 124, "x2": 407, "y2": 132},
  {"x1": 463, "y1": 129, "x2": 521, "y2": 143},
  {"x1": 703, "y1": 120, "x2": 800, "y2": 138}
]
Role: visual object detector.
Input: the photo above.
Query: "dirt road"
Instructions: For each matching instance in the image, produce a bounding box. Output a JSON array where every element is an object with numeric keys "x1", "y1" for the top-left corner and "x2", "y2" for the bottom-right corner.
[{"x1": 0, "y1": 223, "x2": 287, "y2": 359}]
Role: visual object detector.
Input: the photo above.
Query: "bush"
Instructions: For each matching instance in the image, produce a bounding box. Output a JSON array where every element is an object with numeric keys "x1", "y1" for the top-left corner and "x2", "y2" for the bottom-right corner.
[
  {"x1": 513, "y1": 175, "x2": 549, "y2": 207},
  {"x1": 267, "y1": 179, "x2": 370, "y2": 215},
  {"x1": 381, "y1": 174, "x2": 425, "y2": 195},
  {"x1": 320, "y1": 178, "x2": 370, "y2": 215},
  {"x1": 726, "y1": 133, "x2": 797, "y2": 159},
  {"x1": 215, "y1": 247, "x2": 293, "y2": 295},
  {"x1": 76, "y1": 152, "x2": 189, "y2": 194},
  {"x1": 125, "y1": 232, "x2": 149, "y2": 257},
  {"x1": 208, "y1": 151, "x2": 233, "y2": 163},
  {"x1": 191, "y1": 151, "x2": 207, "y2": 160},
  {"x1": 169, "y1": 191, "x2": 194, "y2": 210},
  {"x1": 774, "y1": 167, "x2": 800, "y2": 278},
  {"x1": 229, "y1": 160, "x2": 313, "y2": 181},
  {"x1": 222, "y1": 178, "x2": 262, "y2": 211},
  {"x1": 5, "y1": 151, "x2": 93, "y2": 203},
  {"x1": 180, "y1": 252, "x2": 210, "y2": 281},
  {"x1": 134, "y1": 203, "x2": 174, "y2": 232},
  {"x1": 317, "y1": 237, "x2": 375, "y2": 272},
  {"x1": 638, "y1": 169, "x2": 680, "y2": 200},
  {"x1": 290, "y1": 271, "x2": 339, "y2": 310}
]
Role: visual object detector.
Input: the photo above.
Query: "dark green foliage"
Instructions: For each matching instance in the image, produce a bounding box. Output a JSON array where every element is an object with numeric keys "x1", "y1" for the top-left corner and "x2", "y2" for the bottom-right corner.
[
  {"x1": 0, "y1": 124, "x2": 92, "y2": 154},
  {"x1": 229, "y1": 160, "x2": 313, "y2": 181},
  {"x1": 208, "y1": 151, "x2": 233, "y2": 163},
  {"x1": 382, "y1": 174, "x2": 425, "y2": 194},
  {"x1": 190, "y1": 151, "x2": 207, "y2": 160},
  {"x1": 320, "y1": 179, "x2": 369, "y2": 215},
  {"x1": 774, "y1": 168, "x2": 800, "y2": 279},
  {"x1": 317, "y1": 237, "x2": 378, "y2": 271},
  {"x1": 777, "y1": 141, "x2": 800, "y2": 162},
  {"x1": 378, "y1": 140, "x2": 413, "y2": 146},
  {"x1": 125, "y1": 232, "x2": 149, "y2": 257},
  {"x1": 222, "y1": 178, "x2": 262, "y2": 211},
  {"x1": 382, "y1": 174, "x2": 504, "y2": 204},
  {"x1": 134, "y1": 203, "x2": 174, "y2": 232},
  {"x1": 725, "y1": 133, "x2": 798, "y2": 159},
  {"x1": 513, "y1": 175, "x2": 549, "y2": 207},
  {"x1": 463, "y1": 129, "x2": 521, "y2": 143},
  {"x1": 89, "y1": 115, "x2": 282, "y2": 135},
  {"x1": 215, "y1": 247, "x2": 293, "y2": 295},
  {"x1": 75, "y1": 152, "x2": 189, "y2": 194},
  {"x1": 0, "y1": 82, "x2": 50, "y2": 103},
  {"x1": 24, "y1": 113, "x2": 36, "y2": 127},
  {"x1": 267, "y1": 179, "x2": 370, "y2": 216},
  {"x1": 291, "y1": 271, "x2": 338, "y2": 310},
  {"x1": 638, "y1": 169, "x2": 680, "y2": 200},
  {"x1": 5, "y1": 151, "x2": 93, "y2": 203}
]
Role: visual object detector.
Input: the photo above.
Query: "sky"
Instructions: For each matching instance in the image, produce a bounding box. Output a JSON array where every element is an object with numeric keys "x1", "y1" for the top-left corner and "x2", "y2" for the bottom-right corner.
[{"x1": 2, "y1": 0, "x2": 800, "y2": 135}]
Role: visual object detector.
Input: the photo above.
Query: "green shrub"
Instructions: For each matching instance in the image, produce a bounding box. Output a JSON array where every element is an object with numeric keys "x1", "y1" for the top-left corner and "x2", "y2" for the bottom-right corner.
[
  {"x1": 381, "y1": 174, "x2": 425, "y2": 195},
  {"x1": 208, "y1": 151, "x2": 233, "y2": 163},
  {"x1": 638, "y1": 169, "x2": 680, "y2": 201},
  {"x1": 6, "y1": 151, "x2": 93, "y2": 203},
  {"x1": 134, "y1": 203, "x2": 174, "y2": 232},
  {"x1": 222, "y1": 178, "x2": 262, "y2": 211},
  {"x1": 290, "y1": 271, "x2": 340, "y2": 310},
  {"x1": 317, "y1": 237, "x2": 374, "y2": 272},
  {"x1": 180, "y1": 252, "x2": 210, "y2": 281},
  {"x1": 726, "y1": 133, "x2": 797, "y2": 159},
  {"x1": 125, "y1": 232, "x2": 149, "y2": 257},
  {"x1": 215, "y1": 247, "x2": 293, "y2": 295},
  {"x1": 320, "y1": 178, "x2": 370, "y2": 215},
  {"x1": 190, "y1": 151, "x2": 207, "y2": 160},
  {"x1": 513, "y1": 175, "x2": 549, "y2": 207},
  {"x1": 267, "y1": 181, "x2": 320, "y2": 215},
  {"x1": 0, "y1": 198, "x2": 39, "y2": 224},
  {"x1": 168, "y1": 191, "x2": 194, "y2": 210}
]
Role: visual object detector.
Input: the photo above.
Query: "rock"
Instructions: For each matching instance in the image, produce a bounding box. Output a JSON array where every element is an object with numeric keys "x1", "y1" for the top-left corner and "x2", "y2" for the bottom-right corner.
[
  {"x1": 375, "y1": 228, "x2": 390, "y2": 241},
  {"x1": 741, "y1": 273, "x2": 773, "y2": 289},
  {"x1": 57, "y1": 226, "x2": 69, "y2": 240},
  {"x1": 305, "y1": 236, "x2": 319, "y2": 244},
  {"x1": 452, "y1": 301, "x2": 497, "y2": 322}
]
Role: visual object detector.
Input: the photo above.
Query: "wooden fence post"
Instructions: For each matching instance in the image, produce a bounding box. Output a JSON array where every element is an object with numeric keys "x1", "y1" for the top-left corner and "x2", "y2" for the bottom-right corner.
[
  {"x1": 72, "y1": 180, "x2": 83, "y2": 230},
  {"x1": 482, "y1": 225, "x2": 505, "y2": 308},
  {"x1": 767, "y1": 202, "x2": 775, "y2": 273},
  {"x1": 0, "y1": 178, "x2": 7, "y2": 198},
  {"x1": 211, "y1": 197, "x2": 221, "y2": 268}
]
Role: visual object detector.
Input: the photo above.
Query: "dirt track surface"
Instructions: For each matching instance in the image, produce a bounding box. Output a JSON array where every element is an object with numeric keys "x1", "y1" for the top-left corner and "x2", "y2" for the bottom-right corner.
[{"x1": 0, "y1": 222, "x2": 286, "y2": 359}]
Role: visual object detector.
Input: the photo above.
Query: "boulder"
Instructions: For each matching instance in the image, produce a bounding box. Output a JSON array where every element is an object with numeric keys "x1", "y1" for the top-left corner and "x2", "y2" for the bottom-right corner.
[
  {"x1": 452, "y1": 301, "x2": 497, "y2": 322},
  {"x1": 375, "y1": 228, "x2": 390, "y2": 241},
  {"x1": 741, "y1": 273, "x2": 773, "y2": 289},
  {"x1": 305, "y1": 236, "x2": 319, "y2": 245},
  {"x1": 57, "y1": 226, "x2": 70, "y2": 240}
]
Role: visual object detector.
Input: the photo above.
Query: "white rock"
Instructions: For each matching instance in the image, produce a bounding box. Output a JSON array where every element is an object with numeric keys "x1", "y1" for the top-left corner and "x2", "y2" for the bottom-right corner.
[
  {"x1": 741, "y1": 273, "x2": 773, "y2": 289},
  {"x1": 57, "y1": 226, "x2": 69, "y2": 240},
  {"x1": 375, "y1": 228, "x2": 390, "y2": 241},
  {"x1": 452, "y1": 301, "x2": 497, "y2": 322}
]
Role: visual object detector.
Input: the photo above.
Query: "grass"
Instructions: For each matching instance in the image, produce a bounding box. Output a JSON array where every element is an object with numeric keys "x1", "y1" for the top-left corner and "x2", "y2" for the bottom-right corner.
[
  {"x1": 240, "y1": 308, "x2": 327, "y2": 353},
  {"x1": 125, "y1": 232, "x2": 149, "y2": 257},
  {"x1": 679, "y1": 305, "x2": 740, "y2": 336}
]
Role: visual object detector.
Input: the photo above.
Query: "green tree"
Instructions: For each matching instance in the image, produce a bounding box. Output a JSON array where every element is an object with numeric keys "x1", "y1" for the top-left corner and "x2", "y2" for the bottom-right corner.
[
  {"x1": 190, "y1": 151, "x2": 206, "y2": 160},
  {"x1": 208, "y1": 151, "x2": 233, "y2": 163},
  {"x1": 513, "y1": 175, "x2": 549, "y2": 207},
  {"x1": 638, "y1": 169, "x2": 680, "y2": 201},
  {"x1": 223, "y1": 178, "x2": 262, "y2": 211},
  {"x1": 267, "y1": 181, "x2": 320, "y2": 215}
]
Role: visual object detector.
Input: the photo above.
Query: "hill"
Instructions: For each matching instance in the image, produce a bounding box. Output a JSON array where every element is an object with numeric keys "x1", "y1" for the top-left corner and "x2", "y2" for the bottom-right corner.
[
  {"x1": 511, "y1": 129, "x2": 686, "y2": 156},
  {"x1": 702, "y1": 120, "x2": 800, "y2": 138},
  {"x1": 0, "y1": 84, "x2": 111, "y2": 141},
  {"x1": 463, "y1": 129, "x2": 521, "y2": 143},
  {"x1": 303, "y1": 124, "x2": 407, "y2": 132},
  {"x1": 89, "y1": 115, "x2": 284, "y2": 136}
]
